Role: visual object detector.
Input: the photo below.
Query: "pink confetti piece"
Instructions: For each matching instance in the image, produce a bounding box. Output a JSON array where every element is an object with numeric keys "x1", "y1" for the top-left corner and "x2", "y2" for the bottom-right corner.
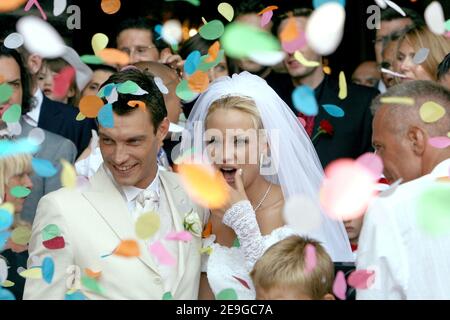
[
  {"x1": 429, "y1": 136, "x2": 450, "y2": 149},
  {"x1": 149, "y1": 241, "x2": 176, "y2": 266},
  {"x1": 304, "y1": 244, "x2": 316, "y2": 273},
  {"x1": 282, "y1": 33, "x2": 307, "y2": 54},
  {"x1": 232, "y1": 276, "x2": 251, "y2": 290},
  {"x1": 356, "y1": 152, "x2": 383, "y2": 181},
  {"x1": 332, "y1": 270, "x2": 347, "y2": 300},
  {"x1": 165, "y1": 231, "x2": 193, "y2": 242},
  {"x1": 24, "y1": 0, "x2": 47, "y2": 20},
  {"x1": 53, "y1": 66, "x2": 76, "y2": 99},
  {"x1": 260, "y1": 10, "x2": 273, "y2": 28},
  {"x1": 347, "y1": 270, "x2": 375, "y2": 290}
]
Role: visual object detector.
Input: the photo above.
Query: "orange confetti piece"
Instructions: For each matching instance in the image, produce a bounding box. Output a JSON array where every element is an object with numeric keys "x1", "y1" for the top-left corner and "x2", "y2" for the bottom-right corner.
[
  {"x1": 188, "y1": 70, "x2": 209, "y2": 93},
  {"x1": 202, "y1": 221, "x2": 212, "y2": 238},
  {"x1": 97, "y1": 48, "x2": 130, "y2": 66},
  {"x1": 258, "y1": 5, "x2": 278, "y2": 15},
  {"x1": 79, "y1": 95, "x2": 105, "y2": 118},
  {"x1": 114, "y1": 240, "x2": 140, "y2": 257},
  {"x1": 101, "y1": 0, "x2": 121, "y2": 15},
  {"x1": 205, "y1": 41, "x2": 220, "y2": 63},
  {"x1": 0, "y1": 0, "x2": 27, "y2": 13},
  {"x1": 85, "y1": 268, "x2": 102, "y2": 279},
  {"x1": 178, "y1": 163, "x2": 229, "y2": 209},
  {"x1": 279, "y1": 17, "x2": 299, "y2": 43},
  {"x1": 127, "y1": 100, "x2": 146, "y2": 111}
]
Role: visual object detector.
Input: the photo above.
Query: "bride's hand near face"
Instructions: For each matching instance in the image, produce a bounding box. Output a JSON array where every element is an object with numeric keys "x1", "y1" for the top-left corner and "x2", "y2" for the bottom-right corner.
[{"x1": 211, "y1": 169, "x2": 249, "y2": 219}]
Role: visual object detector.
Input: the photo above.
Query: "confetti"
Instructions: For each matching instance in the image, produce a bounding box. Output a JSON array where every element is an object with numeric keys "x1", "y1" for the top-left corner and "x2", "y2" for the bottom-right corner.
[
  {"x1": 97, "y1": 48, "x2": 130, "y2": 66},
  {"x1": 79, "y1": 95, "x2": 104, "y2": 118},
  {"x1": 378, "y1": 178, "x2": 402, "y2": 197},
  {"x1": 247, "y1": 51, "x2": 285, "y2": 66},
  {"x1": 53, "y1": 66, "x2": 76, "y2": 99},
  {"x1": 10, "y1": 186, "x2": 31, "y2": 198},
  {"x1": 292, "y1": 85, "x2": 318, "y2": 116},
  {"x1": 283, "y1": 35, "x2": 307, "y2": 54},
  {"x1": 413, "y1": 48, "x2": 430, "y2": 65},
  {"x1": 0, "y1": 0, "x2": 27, "y2": 12},
  {"x1": 53, "y1": 0, "x2": 67, "y2": 16},
  {"x1": 178, "y1": 163, "x2": 229, "y2": 209},
  {"x1": 1, "y1": 280, "x2": 14, "y2": 288},
  {"x1": 424, "y1": 2, "x2": 445, "y2": 35},
  {"x1": 0, "y1": 138, "x2": 39, "y2": 158},
  {"x1": 91, "y1": 33, "x2": 109, "y2": 56},
  {"x1": 135, "y1": 212, "x2": 160, "y2": 240},
  {"x1": 162, "y1": 291, "x2": 173, "y2": 300},
  {"x1": 154, "y1": 77, "x2": 169, "y2": 95},
  {"x1": 4, "y1": 32, "x2": 24, "y2": 49},
  {"x1": 0, "y1": 209, "x2": 13, "y2": 232},
  {"x1": 85, "y1": 268, "x2": 102, "y2": 279},
  {"x1": 114, "y1": 239, "x2": 140, "y2": 257},
  {"x1": 419, "y1": 101, "x2": 445, "y2": 123},
  {"x1": 232, "y1": 276, "x2": 250, "y2": 289},
  {"x1": 332, "y1": 271, "x2": 347, "y2": 300},
  {"x1": 417, "y1": 184, "x2": 450, "y2": 235},
  {"x1": 216, "y1": 288, "x2": 238, "y2": 300},
  {"x1": 356, "y1": 152, "x2": 383, "y2": 181},
  {"x1": 165, "y1": 231, "x2": 192, "y2": 242},
  {"x1": 184, "y1": 51, "x2": 201, "y2": 76},
  {"x1": 31, "y1": 158, "x2": 58, "y2": 178},
  {"x1": 305, "y1": 3, "x2": 345, "y2": 55},
  {"x1": 42, "y1": 257, "x2": 55, "y2": 284},
  {"x1": 322, "y1": 104, "x2": 345, "y2": 117},
  {"x1": 28, "y1": 128, "x2": 45, "y2": 146},
  {"x1": 43, "y1": 236, "x2": 65, "y2": 250},
  {"x1": 0, "y1": 231, "x2": 11, "y2": 251},
  {"x1": 280, "y1": 18, "x2": 299, "y2": 43},
  {"x1": 429, "y1": 136, "x2": 450, "y2": 149},
  {"x1": 81, "y1": 275, "x2": 103, "y2": 294},
  {"x1": 0, "y1": 259, "x2": 7, "y2": 283},
  {"x1": 258, "y1": 5, "x2": 278, "y2": 15},
  {"x1": 338, "y1": 71, "x2": 347, "y2": 100},
  {"x1": 199, "y1": 20, "x2": 225, "y2": 41},
  {"x1": 0, "y1": 83, "x2": 13, "y2": 104},
  {"x1": 24, "y1": 0, "x2": 47, "y2": 20},
  {"x1": 117, "y1": 80, "x2": 140, "y2": 94},
  {"x1": 188, "y1": 70, "x2": 209, "y2": 93},
  {"x1": 320, "y1": 159, "x2": 377, "y2": 220},
  {"x1": 149, "y1": 241, "x2": 176, "y2": 266},
  {"x1": 313, "y1": 0, "x2": 345, "y2": 8},
  {"x1": 11, "y1": 226, "x2": 32, "y2": 246},
  {"x1": 101, "y1": 0, "x2": 121, "y2": 14},
  {"x1": 17, "y1": 16, "x2": 65, "y2": 58},
  {"x1": 127, "y1": 100, "x2": 146, "y2": 110},
  {"x1": 380, "y1": 96, "x2": 415, "y2": 106},
  {"x1": 198, "y1": 49, "x2": 225, "y2": 71},
  {"x1": 65, "y1": 290, "x2": 86, "y2": 300},
  {"x1": 42, "y1": 224, "x2": 61, "y2": 241},
  {"x1": 2, "y1": 104, "x2": 21, "y2": 123},
  {"x1": 98, "y1": 83, "x2": 116, "y2": 98},
  {"x1": 176, "y1": 80, "x2": 197, "y2": 101},
  {"x1": 218, "y1": 2, "x2": 234, "y2": 22},
  {"x1": 61, "y1": 159, "x2": 76, "y2": 188},
  {"x1": 283, "y1": 195, "x2": 322, "y2": 234},
  {"x1": 19, "y1": 267, "x2": 43, "y2": 280},
  {"x1": 97, "y1": 103, "x2": 114, "y2": 128},
  {"x1": 380, "y1": 68, "x2": 407, "y2": 79},
  {"x1": 347, "y1": 270, "x2": 375, "y2": 289},
  {"x1": 0, "y1": 288, "x2": 15, "y2": 300},
  {"x1": 205, "y1": 41, "x2": 220, "y2": 63},
  {"x1": 374, "y1": 0, "x2": 387, "y2": 9},
  {"x1": 76, "y1": 112, "x2": 86, "y2": 121},
  {"x1": 294, "y1": 51, "x2": 320, "y2": 67},
  {"x1": 162, "y1": 20, "x2": 182, "y2": 46},
  {"x1": 81, "y1": 55, "x2": 104, "y2": 65},
  {"x1": 304, "y1": 244, "x2": 317, "y2": 273},
  {"x1": 385, "y1": 0, "x2": 406, "y2": 17},
  {"x1": 260, "y1": 10, "x2": 273, "y2": 28},
  {"x1": 164, "y1": 0, "x2": 200, "y2": 6}
]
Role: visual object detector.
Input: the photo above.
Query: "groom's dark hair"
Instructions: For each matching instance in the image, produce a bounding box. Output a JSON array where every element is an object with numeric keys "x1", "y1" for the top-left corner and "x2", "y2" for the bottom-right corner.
[{"x1": 101, "y1": 68, "x2": 167, "y2": 134}]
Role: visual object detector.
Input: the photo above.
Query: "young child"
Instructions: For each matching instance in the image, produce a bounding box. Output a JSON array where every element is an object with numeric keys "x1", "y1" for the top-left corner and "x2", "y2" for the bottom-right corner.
[
  {"x1": 251, "y1": 235, "x2": 335, "y2": 300},
  {"x1": 344, "y1": 216, "x2": 364, "y2": 254}
]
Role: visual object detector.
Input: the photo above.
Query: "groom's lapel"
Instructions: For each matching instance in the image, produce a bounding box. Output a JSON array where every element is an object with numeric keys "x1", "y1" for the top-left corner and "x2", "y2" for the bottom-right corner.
[{"x1": 159, "y1": 171, "x2": 191, "y2": 294}]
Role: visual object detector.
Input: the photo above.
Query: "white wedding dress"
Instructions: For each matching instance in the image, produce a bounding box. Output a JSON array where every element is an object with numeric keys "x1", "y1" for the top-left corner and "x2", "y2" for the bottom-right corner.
[{"x1": 202, "y1": 200, "x2": 296, "y2": 300}]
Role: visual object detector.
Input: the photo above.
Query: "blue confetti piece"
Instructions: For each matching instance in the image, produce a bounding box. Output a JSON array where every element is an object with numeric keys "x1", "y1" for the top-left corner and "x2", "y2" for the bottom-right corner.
[
  {"x1": 31, "y1": 158, "x2": 58, "y2": 178},
  {"x1": 313, "y1": 0, "x2": 346, "y2": 8},
  {"x1": 42, "y1": 257, "x2": 55, "y2": 284},
  {"x1": 0, "y1": 231, "x2": 11, "y2": 251},
  {"x1": 184, "y1": 50, "x2": 201, "y2": 76},
  {"x1": 292, "y1": 85, "x2": 319, "y2": 116},
  {"x1": 0, "y1": 209, "x2": 13, "y2": 232},
  {"x1": 97, "y1": 83, "x2": 116, "y2": 98},
  {"x1": 0, "y1": 138, "x2": 40, "y2": 158},
  {"x1": 154, "y1": 24, "x2": 163, "y2": 40},
  {"x1": 98, "y1": 104, "x2": 114, "y2": 128},
  {"x1": 0, "y1": 288, "x2": 15, "y2": 300},
  {"x1": 65, "y1": 290, "x2": 87, "y2": 300},
  {"x1": 322, "y1": 104, "x2": 345, "y2": 117}
]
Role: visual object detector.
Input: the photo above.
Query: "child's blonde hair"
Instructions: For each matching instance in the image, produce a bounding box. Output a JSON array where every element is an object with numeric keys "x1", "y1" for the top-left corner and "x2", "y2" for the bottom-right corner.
[{"x1": 250, "y1": 235, "x2": 334, "y2": 299}]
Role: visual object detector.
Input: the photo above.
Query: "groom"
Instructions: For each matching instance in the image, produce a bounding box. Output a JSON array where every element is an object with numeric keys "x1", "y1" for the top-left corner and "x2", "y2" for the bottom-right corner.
[{"x1": 24, "y1": 69, "x2": 206, "y2": 299}]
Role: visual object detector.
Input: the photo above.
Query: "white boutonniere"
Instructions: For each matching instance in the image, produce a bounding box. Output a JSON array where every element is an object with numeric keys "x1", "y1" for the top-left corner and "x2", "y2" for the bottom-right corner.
[{"x1": 183, "y1": 209, "x2": 202, "y2": 238}]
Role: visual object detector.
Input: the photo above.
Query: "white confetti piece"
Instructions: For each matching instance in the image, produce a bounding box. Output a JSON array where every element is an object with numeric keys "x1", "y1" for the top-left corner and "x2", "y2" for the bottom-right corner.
[{"x1": 4, "y1": 32, "x2": 24, "y2": 49}]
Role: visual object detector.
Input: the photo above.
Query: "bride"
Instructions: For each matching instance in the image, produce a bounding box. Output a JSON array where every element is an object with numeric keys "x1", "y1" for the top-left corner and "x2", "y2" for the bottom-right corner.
[{"x1": 181, "y1": 72, "x2": 352, "y2": 300}]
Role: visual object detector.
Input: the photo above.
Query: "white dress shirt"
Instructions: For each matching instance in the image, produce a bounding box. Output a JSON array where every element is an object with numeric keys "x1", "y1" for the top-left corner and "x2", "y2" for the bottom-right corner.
[
  {"x1": 23, "y1": 89, "x2": 43, "y2": 127},
  {"x1": 357, "y1": 159, "x2": 450, "y2": 299}
]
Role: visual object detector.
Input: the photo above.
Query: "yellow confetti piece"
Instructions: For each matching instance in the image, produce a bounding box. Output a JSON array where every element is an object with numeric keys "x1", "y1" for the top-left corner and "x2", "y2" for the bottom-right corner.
[
  {"x1": 293, "y1": 51, "x2": 320, "y2": 67},
  {"x1": 380, "y1": 96, "x2": 415, "y2": 106},
  {"x1": 1, "y1": 280, "x2": 15, "y2": 288},
  {"x1": 11, "y1": 226, "x2": 32, "y2": 246},
  {"x1": 76, "y1": 112, "x2": 86, "y2": 121},
  {"x1": 447, "y1": 132, "x2": 450, "y2": 138},
  {"x1": 200, "y1": 247, "x2": 213, "y2": 255},
  {"x1": 338, "y1": 71, "x2": 347, "y2": 100},
  {"x1": 60, "y1": 159, "x2": 76, "y2": 188},
  {"x1": 419, "y1": 101, "x2": 446, "y2": 123},
  {"x1": 0, "y1": 202, "x2": 14, "y2": 214},
  {"x1": 218, "y1": 2, "x2": 234, "y2": 22},
  {"x1": 323, "y1": 66, "x2": 331, "y2": 75},
  {"x1": 91, "y1": 33, "x2": 109, "y2": 56},
  {"x1": 19, "y1": 268, "x2": 43, "y2": 280},
  {"x1": 135, "y1": 212, "x2": 160, "y2": 240}
]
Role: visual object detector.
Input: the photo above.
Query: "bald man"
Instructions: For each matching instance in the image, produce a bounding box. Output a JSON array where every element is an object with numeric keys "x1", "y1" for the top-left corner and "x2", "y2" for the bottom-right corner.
[
  {"x1": 357, "y1": 81, "x2": 450, "y2": 299},
  {"x1": 352, "y1": 61, "x2": 381, "y2": 88}
]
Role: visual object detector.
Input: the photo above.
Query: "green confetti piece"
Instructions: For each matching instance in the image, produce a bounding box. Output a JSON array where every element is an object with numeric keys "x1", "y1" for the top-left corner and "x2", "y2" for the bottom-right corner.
[
  {"x1": 164, "y1": 0, "x2": 200, "y2": 7},
  {"x1": 221, "y1": 22, "x2": 281, "y2": 59},
  {"x1": 199, "y1": 20, "x2": 225, "y2": 40},
  {"x1": 232, "y1": 237, "x2": 240, "y2": 248},
  {"x1": 162, "y1": 291, "x2": 173, "y2": 300},
  {"x1": 81, "y1": 276, "x2": 103, "y2": 294},
  {"x1": 1, "y1": 104, "x2": 21, "y2": 123},
  {"x1": 42, "y1": 224, "x2": 61, "y2": 241},
  {"x1": 10, "y1": 186, "x2": 31, "y2": 198},
  {"x1": 197, "y1": 50, "x2": 225, "y2": 72},
  {"x1": 175, "y1": 79, "x2": 196, "y2": 101},
  {"x1": 0, "y1": 83, "x2": 13, "y2": 104},
  {"x1": 81, "y1": 55, "x2": 105, "y2": 65},
  {"x1": 117, "y1": 80, "x2": 139, "y2": 94},
  {"x1": 417, "y1": 184, "x2": 450, "y2": 235},
  {"x1": 445, "y1": 19, "x2": 450, "y2": 31},
  {"x1": 216, "y1": 288, "x2": 238, "y2": 300}
]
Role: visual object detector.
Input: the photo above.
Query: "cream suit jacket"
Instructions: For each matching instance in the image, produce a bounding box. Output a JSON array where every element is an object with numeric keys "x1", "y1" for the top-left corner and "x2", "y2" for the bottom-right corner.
[{"x1": 23, "y1": 166, "x2": 207, "y2": 300}]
